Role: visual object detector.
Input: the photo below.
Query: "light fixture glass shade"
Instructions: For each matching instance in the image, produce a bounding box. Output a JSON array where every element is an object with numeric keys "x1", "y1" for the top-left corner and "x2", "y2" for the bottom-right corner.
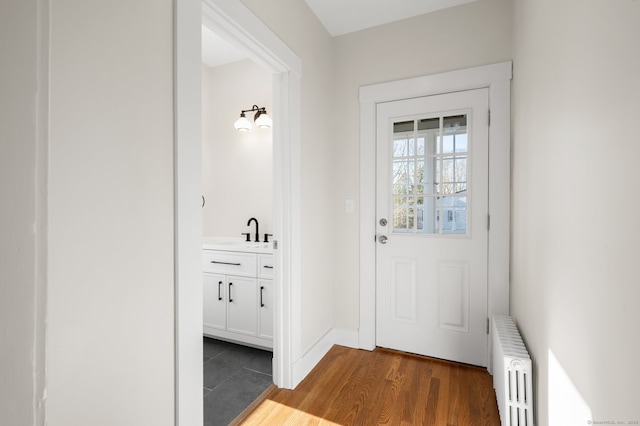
[
  {"x1": 255, "y1": 112, "x2": 272, "y2": 129},
  {"x1": 234, "y1": 114, "x2": 251, "y2": 131}
]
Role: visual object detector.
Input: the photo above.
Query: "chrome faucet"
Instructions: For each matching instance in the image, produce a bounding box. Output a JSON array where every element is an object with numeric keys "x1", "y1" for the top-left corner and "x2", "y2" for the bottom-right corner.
[{"x1": 247, "y1": 217, "x2": 259, "y2": 243}]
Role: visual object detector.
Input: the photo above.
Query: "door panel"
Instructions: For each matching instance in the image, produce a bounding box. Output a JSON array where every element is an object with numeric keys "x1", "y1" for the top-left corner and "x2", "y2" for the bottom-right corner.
[
  {"x1": 376, "y1": 88, "x2": 489, "y2": 367},
  {"x1": 437, "y1": 260, "x2": 469, "y2": 332},
  {"x1": 390, "y1": 257, "x2": 417, "y2": 323}
]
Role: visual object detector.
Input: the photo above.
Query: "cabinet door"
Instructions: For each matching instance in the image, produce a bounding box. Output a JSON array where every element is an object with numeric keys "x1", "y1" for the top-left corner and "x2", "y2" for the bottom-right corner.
[
  {"x1": 258, "y1": 280, "x2": 274, "y2": 340},
  {"x1": 227, "y1": 277, "x2": 257, "y2": 336},
  {"x1": 203, "y1": 273, "x2": 226, "y2": 331},
  {"x1": 258, "y1": 254, "x2": 274, "y2": 279}
]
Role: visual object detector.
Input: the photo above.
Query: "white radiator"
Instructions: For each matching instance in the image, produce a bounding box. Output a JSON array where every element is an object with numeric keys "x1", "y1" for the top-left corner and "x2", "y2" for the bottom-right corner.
[{"x1": 491, "y1": 315, "x2": 534, "y2": 426}]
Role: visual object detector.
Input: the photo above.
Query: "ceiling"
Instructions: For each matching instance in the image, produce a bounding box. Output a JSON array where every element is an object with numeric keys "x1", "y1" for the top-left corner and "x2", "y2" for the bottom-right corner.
[
  {"x1": 303, "y1": 0, "x2": 477, "y2": 36},
  {"x1": 202, "y1": 0, "x2": 476, "y2": 67}
]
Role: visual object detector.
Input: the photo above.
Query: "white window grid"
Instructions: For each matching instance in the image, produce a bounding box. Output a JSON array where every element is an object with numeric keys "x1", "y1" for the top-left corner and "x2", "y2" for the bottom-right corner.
[{"x1": 391, "y1": 115, "x2": 470, "y2": 235}]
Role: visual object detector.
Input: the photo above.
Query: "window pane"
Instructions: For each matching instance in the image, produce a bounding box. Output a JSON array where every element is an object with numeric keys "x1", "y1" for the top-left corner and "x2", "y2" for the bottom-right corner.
[
  {"x1": 393, "y1": 139, "x2": 409, "y2": 157},
  {"x1": 393, "y1": 184, "x2": 410, "y2": 195},
  {"x1": 416, "y1": 198, "x2": 424, "y2": 231},
  {"x1": 443, "y1": 115, "x2": 467, "y2": 132},
  {"x1": 441, "y1": 158, "x2": 454, "y2": 182},
  {"x1": 393, "y1": 197, "x2": 410, "y2": 231},
  {"x1": 442, "y1": 207, "x2": 454, "y2": 232},
  {"x1": 443, "y1": 135, "x2": 454, "y2": 153},
  {"x1": 421, "y1": 196, "x2": 438, "y2": 234},
  {"x1": 455, "y1": 134, "x2": 468, "y2": 153},
  {"x1": 416, "y1": 137, "x2": 425, "y2": 156},
  {"x1": 455, "y1": 157, "x2": 467, "y2": 184},
  {"x1": 425, "y1": 129, "x2": 439, "y2": 155},
  {"x1": 454, "y1": 208, "x2": 467, "y2": 233},
  {"x1": 394, "y1": 120, "x2": 414, "y2": 133},
  {"x1": 417, "y1": 117, "x2": 439, "y2": 131},
  {"x1": 416, "y1": 159, "x2": 425, "y2": 184},
  {"x1": 393, "y1": 160, "x2": 412, "y2": 186}
]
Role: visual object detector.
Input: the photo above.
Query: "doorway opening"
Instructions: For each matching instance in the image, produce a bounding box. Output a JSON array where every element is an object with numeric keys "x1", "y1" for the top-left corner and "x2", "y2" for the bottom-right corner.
[
  {"x1": 175, "y1": 1, "x2": 302, "y2": 424},
  {"x1": 201, "y1": 31, "x2": 275, "y2": 421}
]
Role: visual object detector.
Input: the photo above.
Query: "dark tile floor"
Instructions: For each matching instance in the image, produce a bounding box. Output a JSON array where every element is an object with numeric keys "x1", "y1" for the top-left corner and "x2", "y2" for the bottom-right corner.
[{"x1": 203, "y1": 337, "x2": 273, "y2": 426}]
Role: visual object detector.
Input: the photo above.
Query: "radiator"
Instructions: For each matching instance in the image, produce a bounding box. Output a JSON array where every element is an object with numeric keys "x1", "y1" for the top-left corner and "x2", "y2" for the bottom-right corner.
[{"x1": 491, "y1": 315, "x2": 534, "y2": 426}]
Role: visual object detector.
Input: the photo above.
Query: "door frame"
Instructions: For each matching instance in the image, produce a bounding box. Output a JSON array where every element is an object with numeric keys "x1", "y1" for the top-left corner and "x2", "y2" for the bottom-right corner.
[
  {"x1": 175, "y1": 0, "x2": 302, "y2": 424},
  {"x1": 358, "y1": 62, "x2": 512, "y2": 372}
]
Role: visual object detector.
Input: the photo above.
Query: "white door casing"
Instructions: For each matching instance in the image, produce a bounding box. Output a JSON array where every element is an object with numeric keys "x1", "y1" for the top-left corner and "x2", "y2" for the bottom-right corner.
[
  {"x1": 175, "y1": 0, "x2": 302, "y2": 424},
  {"x1": 375, "y1": 89, "x2": 489, "y2": 367},
  {"x1": 359, "y1": 62, "x2": 512, "y2": 372}
]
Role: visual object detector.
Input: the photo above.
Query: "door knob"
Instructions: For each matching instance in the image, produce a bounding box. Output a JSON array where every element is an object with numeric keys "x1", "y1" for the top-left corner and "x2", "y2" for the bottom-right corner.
[{"x1": 379, "y1": 235, "x2": 388, "y2": 244}]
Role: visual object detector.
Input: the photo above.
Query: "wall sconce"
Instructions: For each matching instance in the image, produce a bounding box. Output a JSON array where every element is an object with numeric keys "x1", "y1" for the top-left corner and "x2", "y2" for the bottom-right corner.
[{"x1": 234, "y1": 105, "x2": 272, "y2": 131}]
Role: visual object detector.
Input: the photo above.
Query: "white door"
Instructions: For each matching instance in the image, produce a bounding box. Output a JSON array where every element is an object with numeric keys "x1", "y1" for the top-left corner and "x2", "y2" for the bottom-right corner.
[{"x1": 375, "y1": 88, "x2": 489, "y2": 367}]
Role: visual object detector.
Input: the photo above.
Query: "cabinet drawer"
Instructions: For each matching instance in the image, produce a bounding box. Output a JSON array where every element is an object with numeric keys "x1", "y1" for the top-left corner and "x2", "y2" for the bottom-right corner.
[
  {"x1": 258, "y1": 254, "x2": 274, "y2": 279},
  {"x1": 203, "y1": 250, "x2": 257, "y2": 276}
]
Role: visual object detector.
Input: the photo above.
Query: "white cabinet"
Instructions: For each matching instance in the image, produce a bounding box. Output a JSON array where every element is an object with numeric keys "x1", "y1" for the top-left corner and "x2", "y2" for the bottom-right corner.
[
  {"x1": 202, "y1": 248, "x2": 273, "y2": 349},
  {"x1": 258, "y1": 254, "x2": 274, "y2": 340}
]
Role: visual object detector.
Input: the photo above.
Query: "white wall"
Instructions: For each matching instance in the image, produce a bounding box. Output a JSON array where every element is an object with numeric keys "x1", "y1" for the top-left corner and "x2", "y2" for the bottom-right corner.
[
  {"x1": 47, "y1": 1, "x2": 176, "y2": 425},
  {"x1": 331, "y1": 0, "x2": 513, "y2": 331},
  {"x1": 241, "y1": 0, "x2": 335, "y2": 353},
  {"x1": 0, "y1": 0, "x2": 47, "y2": 424},
  {"x1": 202, "y1": 60, "x2": 273, "y2": 238},
  {"x1": 511, "y1": 0, "x2": 640, "y2": 424}
]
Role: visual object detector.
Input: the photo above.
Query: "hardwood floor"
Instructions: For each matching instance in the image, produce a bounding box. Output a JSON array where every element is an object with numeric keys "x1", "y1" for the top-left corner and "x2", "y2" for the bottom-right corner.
[{"x1": 233, "y1": 345, "x2": 500, "y2": 425}]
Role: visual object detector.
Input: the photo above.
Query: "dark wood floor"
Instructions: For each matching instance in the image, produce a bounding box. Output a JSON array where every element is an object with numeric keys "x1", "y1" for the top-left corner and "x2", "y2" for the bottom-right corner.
[{"x1": 233, "y1": 345, "x2": 500, "y2": 425}]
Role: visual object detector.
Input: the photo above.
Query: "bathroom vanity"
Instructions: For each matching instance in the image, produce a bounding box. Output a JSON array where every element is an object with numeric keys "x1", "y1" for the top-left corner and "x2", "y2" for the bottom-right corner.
[{"x1": 202, "y1": 238, "x2": 274, "y2": 349}]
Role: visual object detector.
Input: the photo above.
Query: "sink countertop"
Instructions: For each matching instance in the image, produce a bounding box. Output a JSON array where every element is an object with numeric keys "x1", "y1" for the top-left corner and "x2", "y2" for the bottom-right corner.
[{"x1": 202, "y1": 236, "x2": 274, "y2": 254}]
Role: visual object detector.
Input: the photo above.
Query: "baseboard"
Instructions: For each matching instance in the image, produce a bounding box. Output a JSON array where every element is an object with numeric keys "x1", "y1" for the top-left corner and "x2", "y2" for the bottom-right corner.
[
  {"x1": 330, "y1": 327, "x2": 359, "y2": 348},
  {"x1": 291, "y1": 327, "x2": 359, "y2": 387}
]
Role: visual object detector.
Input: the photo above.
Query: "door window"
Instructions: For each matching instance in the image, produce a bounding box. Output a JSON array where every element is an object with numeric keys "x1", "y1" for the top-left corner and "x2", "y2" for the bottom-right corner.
[{"x1": 391, "y1": 114, "x2": 469, "y2": 235}]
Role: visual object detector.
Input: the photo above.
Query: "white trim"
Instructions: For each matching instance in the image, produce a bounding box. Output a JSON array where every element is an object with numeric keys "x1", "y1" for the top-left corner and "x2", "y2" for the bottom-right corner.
[
  {"x1": 200, "y1": 2, "x2": 300, "y2": 75},
  {"x1": 174, "y1": 1, "x2": 203, "y2": 425},
  {"x1": 292, "y1": 330, "x2": 333, "y2": 385},
  {"x1": 331, "y1": 327, "x2": 360, "y2": 349},
  {"x1": 292, "y1": 328, "x2": 359, "y2": 386},
  {"x1": 359, "y1": 62, "x2": 512, "y2": 103},
  {"x1": 358, "y1": 99, "x2": 377, "y2": 351},
  {"x1": 358, "y1": 62, "x2": 512, "y2": 362},
  {"x1": 175, "y1": 0, "x2": 302, "y2": 424}
]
